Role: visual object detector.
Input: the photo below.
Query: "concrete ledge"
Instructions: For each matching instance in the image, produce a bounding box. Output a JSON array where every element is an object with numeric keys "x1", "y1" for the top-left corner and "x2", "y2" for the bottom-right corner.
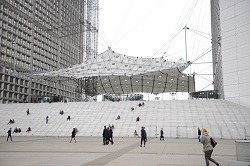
[{"x1": 235, "y1": 140, "x2": 250, "y2": 162}]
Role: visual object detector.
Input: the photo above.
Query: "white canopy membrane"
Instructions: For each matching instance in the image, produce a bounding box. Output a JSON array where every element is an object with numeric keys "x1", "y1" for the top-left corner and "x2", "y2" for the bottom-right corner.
[{"x1": 29, "y1": 48, "x2": 195, "y2": 96}]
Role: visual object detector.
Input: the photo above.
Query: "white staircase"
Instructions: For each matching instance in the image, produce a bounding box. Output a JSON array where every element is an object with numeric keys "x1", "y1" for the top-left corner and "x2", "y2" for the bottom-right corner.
[{"x1": 0, "y1": 100, "x2": 250, "y2": 139}]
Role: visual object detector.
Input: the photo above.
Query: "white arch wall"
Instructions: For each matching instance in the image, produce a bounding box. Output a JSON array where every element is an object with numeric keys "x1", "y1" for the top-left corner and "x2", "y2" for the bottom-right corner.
[
  {"x1": 0, "y1": 100, "x2": 250, "y2": 139},
  {"x1": 220, "y1": 0, "x2": 250, "y2": 107}
]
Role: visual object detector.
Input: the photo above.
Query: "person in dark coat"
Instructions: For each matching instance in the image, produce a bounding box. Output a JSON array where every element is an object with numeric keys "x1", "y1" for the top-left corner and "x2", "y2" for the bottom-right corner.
[
  {"x1": 105, "y1": 128, "x2": 110, "y2": 145},
  {"x1": 115, "y1": 115, "x2": 120, "y2": 120},
  {"x1": 7, "y1": 119, "x2": 12, "y2": 125},
  {"x1": 69, "y1": 128, "x2": 76, "y2": 143},
  {"x1": 26, "y1": 109, "x2": 30, "y2": 115},
  {"x1": 106, "y1": 127, "x2": 114, "y2": 145},
  {"x1": 46, "y1": 116, "x2": 49, "y2": 124},
  {"x1": 7, "y1": 128, "x2": 12, "y2": 141},
  {"x1": 13, "y1": 127, "x2": 18, "y2": 133},
  {"x1": 102, "y1": 126, "x2": 108, "y2": 145},
  {"x1": 136, "y1": 116, "x2": 140, "y2": 122},
  {"x1": 7, "y1": 119, "x2": 14, "y2": 125},
  {"x1": 160, "y1": 128, "x2": 164, "y2": 141},
  {"x1": 109, "y1": 128, "x2": 114, "y2": 144},
  {"x1": 140, "y1": 126, "x2": 147, "y2": 147}
]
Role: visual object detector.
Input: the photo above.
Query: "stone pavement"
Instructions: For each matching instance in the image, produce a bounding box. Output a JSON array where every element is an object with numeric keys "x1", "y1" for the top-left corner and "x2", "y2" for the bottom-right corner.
[{"x1": 0, "y1": 136, "x2": 249, "y2": 166}]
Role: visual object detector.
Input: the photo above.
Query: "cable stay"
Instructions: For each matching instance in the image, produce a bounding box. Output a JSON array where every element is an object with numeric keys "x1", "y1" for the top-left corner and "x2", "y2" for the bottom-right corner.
[
  {"x1": 193, "y1": 72, "x2": 213, "y2": 82},
  {"x1": 112, "y1": 0, "x2": 164, "y2": 47},
  {"x1": 200, "y1": 83, "x2": 214, "y2": 91},
  {"x1": 191, "y1": 62, "x2": 212, "y2": 64},
  {"x1": 194, "y1": 74, "x2": 213, "y2": 75},
  {"x1": 152, "y1": 29, "x2": 184, "y2": 58},
  {"x1": 111, "y1": 0, "x2": 134, "y2": 46},
  {"x1": 100, "y1": 24, "x2": 109, "y2": 46}
]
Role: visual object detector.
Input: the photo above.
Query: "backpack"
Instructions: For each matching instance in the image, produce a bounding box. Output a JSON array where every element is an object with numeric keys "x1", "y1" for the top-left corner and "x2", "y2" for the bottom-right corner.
[{"x1": 210, "y1": 137, "x2": 217, "y2": 148}]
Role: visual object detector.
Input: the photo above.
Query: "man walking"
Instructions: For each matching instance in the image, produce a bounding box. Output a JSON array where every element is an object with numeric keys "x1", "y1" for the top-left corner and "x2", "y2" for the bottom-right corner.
[
  {"x1": 7, "y1": 128, "x2": 12, "y2": 141},
  {"x1": 69, "y1": 128, "x2": 77, "y2": 143},
  {"x1": 46, "y1": 116, "x2": 49, "y2": 124},
  {"x1": 140, "y1": 126, "x2": 147, "y2": 147},
  {"x1": 26, "y1": 108, "x2": 30, "y2": 115},
  {"x1": 160, "y1": 128, "x2": 164, "y2": 141},
  {"x1": 102, "y1": 126, "x2": 108, "y2": 145},
  {"x1": 106, "y1": 127, "x2": 114, "y2": 145}
]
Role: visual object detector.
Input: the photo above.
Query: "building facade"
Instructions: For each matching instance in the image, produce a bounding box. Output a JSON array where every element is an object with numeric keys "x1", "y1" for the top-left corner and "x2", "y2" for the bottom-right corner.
[
  {"x1": 0, "y1": 0, "x2": 98, "y2": 103},
  {"x1": 211, "y1": 0, "x2": 250, "y2": 108}
]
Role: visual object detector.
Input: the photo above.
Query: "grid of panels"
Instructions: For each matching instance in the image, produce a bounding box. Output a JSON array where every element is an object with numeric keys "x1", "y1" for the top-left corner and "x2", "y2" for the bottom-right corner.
[{"x1": 0, "y1": 100, "x2": 249, "y2": 139}]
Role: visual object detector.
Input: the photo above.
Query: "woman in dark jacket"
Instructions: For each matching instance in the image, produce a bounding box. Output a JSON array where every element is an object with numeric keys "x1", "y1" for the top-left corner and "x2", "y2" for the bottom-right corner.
[{"x1": 200, "y1": 128, "x2": 220, "y2": 166}]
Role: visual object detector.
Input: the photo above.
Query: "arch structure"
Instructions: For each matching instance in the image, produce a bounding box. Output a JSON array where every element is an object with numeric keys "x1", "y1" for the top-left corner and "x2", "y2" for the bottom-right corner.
[{"x1": 29, "y1": 48, "x2": 195, "y2": 96}]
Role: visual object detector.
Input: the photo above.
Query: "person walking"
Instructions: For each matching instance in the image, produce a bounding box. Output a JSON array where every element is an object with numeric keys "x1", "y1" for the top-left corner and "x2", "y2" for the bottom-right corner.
[
  {"x1": 26, "y1": 109, "x2": 30, "y2": 115},
  {"x1": 109, "y1": 127, "x2": 114, "y2": 144},
  {"x1": 140, "y1": 126, "x2": 147, "y2": 147},
  {"x1": 102, "y1": 126, "x2": 108, "y2": 145},
  {"x1": 160, "y1": 128, "x2": 164, "y2": 141},
  {"x1": 106, "y1": 127, "x2": 114, "y2": 145},
  {"x1": 200, "y1": 128, "x2": 220, "y2": 166},
  {"x1": 7, "y1": 128, "x2": 12, "y2": 141},
  {"x1": 198, "y1": 128, "x2": 201, "y2": 142},
  {"x1": 46, "y1": 116, "x2": 49, "y2": 124},
  {"x1": 69, "y1": 128, "x2": 76, "y2": 143}
]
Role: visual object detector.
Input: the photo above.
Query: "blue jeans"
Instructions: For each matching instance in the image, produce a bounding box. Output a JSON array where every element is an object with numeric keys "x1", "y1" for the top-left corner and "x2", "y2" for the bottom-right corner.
[{"x1": 198, "y1": 135, "x2": 201, "y2": 142}]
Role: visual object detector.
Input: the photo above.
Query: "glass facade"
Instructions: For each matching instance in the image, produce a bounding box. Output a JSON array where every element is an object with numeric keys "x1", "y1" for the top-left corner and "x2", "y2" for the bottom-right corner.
[{"x1": 0, "y1": 0, "x2": 98, "y2": 103}]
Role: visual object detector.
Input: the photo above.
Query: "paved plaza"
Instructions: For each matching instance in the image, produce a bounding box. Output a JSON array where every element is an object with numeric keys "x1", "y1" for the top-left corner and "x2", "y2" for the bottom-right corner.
[{"x1": 0, "y1": 136, "x2": 250, "y2": 166}]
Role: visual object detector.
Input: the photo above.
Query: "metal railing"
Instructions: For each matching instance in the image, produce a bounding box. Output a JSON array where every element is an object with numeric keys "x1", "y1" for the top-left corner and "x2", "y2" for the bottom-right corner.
[{"x1": 136, "y1": 125, "x2": 250, "y2": 139}]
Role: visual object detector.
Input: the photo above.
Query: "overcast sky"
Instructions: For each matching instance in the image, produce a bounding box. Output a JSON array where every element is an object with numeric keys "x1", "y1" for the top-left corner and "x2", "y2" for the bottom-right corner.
[{"x1": 97, "y1": 0, "x2": 213, "y2": 100}]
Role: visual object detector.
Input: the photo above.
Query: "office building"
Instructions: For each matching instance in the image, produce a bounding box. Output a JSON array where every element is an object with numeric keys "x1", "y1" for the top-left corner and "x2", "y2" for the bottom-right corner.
[{"x1": 0, "y1": 0, "x2": 98, "y2": 103}]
